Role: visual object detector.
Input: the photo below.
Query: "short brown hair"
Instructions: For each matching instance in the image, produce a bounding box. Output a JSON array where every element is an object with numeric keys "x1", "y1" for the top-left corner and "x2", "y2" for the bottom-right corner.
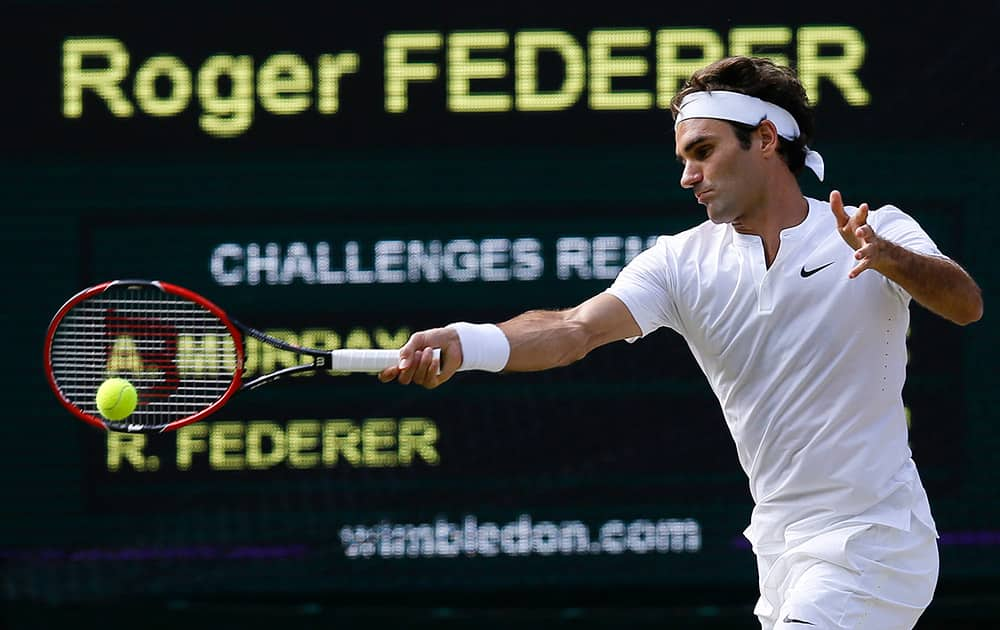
[{"x1": 670, "y1": 57, "x2": 815, "y2": 175}]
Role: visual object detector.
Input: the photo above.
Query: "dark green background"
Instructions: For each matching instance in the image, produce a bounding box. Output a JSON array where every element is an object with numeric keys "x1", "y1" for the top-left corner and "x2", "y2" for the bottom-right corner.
[{"x1": 2, "y1": 2, "x2": 997, "y2": 627}]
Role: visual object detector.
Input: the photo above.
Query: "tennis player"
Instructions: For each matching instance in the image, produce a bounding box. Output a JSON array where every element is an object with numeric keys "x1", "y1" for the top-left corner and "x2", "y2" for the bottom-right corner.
[{"x1": 379, "y1": 56, "x2": 983, "y2": 628}]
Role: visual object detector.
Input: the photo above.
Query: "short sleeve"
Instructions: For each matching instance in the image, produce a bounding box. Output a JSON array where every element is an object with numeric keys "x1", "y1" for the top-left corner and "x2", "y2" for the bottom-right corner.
[
  {"x1": 604, "y1": 236, "x2": 683, "y2": 341},
  {"x1": 868, "y1": 205, "x2": 946, "y2": 300},
  {"x1": 869, "y1": 205, "x2": 944, "y2": 258}
]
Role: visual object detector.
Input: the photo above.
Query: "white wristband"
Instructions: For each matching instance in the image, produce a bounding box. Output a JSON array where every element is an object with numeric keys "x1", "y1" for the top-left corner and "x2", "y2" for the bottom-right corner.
[{"x1": 447, "y1": 322, "x2": 510, "y2": 372}]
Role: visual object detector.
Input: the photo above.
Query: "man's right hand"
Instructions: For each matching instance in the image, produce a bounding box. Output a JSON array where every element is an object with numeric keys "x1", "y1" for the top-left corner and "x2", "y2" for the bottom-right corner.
[{"x1": 377, "y1": 327, "x2": 464, "y2": 388}]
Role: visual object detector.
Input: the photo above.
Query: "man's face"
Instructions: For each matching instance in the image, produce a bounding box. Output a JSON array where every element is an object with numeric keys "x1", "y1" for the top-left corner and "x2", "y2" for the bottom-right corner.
[{"x1": 674, "y1": 118, "x2": 762, "y2": 225}]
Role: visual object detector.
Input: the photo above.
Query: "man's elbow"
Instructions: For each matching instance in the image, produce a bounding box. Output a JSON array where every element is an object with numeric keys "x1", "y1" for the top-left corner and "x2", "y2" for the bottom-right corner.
[
  {"x1": 951, "y1": 289, "x2": 983, "y2": 326},
  {"x1": 958, "y1": 302, "x2": 984, "y2": 326}
]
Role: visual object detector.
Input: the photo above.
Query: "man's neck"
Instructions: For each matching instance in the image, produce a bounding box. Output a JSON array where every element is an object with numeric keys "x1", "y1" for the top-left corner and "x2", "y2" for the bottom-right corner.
[{"x1": 732, "y1": 179, "x2": 808, "y2": 267}]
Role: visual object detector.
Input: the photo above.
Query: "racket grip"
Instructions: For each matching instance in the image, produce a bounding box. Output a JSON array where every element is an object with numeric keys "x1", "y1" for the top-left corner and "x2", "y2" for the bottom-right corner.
[{"x1": 326, "y1": 348, "x2": 441, "y2": 373}]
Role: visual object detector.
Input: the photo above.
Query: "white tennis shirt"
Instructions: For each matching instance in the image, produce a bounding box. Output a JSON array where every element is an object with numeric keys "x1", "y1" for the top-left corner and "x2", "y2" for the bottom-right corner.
[{"x1": 607, "y1": 197, "x2": 941, "y2": 554}]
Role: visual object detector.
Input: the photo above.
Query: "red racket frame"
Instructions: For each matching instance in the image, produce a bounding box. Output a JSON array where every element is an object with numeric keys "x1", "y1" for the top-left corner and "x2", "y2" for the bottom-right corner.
[{"x1": 44, "y1": 280, "x2": 246, "y2": 432}]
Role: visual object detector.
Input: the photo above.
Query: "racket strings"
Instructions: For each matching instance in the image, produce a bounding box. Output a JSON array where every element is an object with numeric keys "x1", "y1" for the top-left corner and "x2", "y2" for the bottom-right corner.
[{"x1": 49, "y1": 285, "x2": 240, "y2": 427}]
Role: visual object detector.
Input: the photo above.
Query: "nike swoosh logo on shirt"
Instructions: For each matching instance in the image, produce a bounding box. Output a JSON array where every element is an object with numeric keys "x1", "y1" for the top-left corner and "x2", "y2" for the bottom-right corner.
[
  {"x1": 799, "y1": 261, "x2": 835, "y2": 278},
  {"x1": 782, "y1": 614, "x2": 816, "y2": 625}
]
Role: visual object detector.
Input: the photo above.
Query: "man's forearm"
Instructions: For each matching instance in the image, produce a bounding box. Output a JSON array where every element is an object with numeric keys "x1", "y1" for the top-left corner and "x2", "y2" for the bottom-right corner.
[
  {"x1": 496, "y1": 293, "x2": 643, "y2": 372},
  {"x1": 875, "y1": 241, "x2": 983, "y2": 325},
  {"x1": 498, "y1": 309, "x2": 591, "y2": 372}
]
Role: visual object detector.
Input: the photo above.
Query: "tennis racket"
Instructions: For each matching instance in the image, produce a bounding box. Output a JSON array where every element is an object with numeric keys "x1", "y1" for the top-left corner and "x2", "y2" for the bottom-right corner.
[{"x1": 44, "y1": 279, "x2": 433, "y2": 433}]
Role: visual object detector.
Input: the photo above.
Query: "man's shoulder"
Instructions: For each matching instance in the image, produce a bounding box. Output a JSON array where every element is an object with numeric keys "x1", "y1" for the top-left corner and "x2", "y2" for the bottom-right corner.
[
  {"x1": 807, "y1": 195, "x2": 910, "y2": 222},
  {"x1": 867, "y1": 203, "x2": 913, "y2": 226}
]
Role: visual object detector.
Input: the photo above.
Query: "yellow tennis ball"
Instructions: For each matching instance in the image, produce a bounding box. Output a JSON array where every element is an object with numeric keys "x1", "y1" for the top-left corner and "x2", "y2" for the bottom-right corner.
[{"x1": 96, "y1": 378, "x2": 138, "y2": 421}]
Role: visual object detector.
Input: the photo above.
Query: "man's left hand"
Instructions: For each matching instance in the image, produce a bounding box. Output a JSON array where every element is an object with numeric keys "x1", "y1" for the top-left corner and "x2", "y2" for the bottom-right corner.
[{"x1": 830, "y1": 189, "x2": 886, "y2": 279}]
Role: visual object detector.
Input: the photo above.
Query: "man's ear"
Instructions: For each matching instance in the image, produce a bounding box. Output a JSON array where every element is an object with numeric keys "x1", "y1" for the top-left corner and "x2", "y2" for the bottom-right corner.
[{"x1": 757, "y1": 119, "x2": 780, "y2": 157}]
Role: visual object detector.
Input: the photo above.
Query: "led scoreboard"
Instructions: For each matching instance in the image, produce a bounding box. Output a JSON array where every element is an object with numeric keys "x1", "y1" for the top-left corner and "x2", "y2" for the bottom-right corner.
[{"x1": 3, "y1": 1, "x2": 997, "y2": 609}]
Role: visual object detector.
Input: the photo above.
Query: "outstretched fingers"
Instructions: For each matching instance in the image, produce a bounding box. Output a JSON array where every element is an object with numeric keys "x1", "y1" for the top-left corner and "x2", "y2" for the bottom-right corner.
[
  {"x1": 830, "y1": 190, "x2": 872, "y2": 253},
  {"x1": 830, "y1": 191, "x2": 882, "y2": 278},
  {"x1": 854, "y1": 223, "x2": 875, "y2": 243},
  {"x1": 830, "y1": 189, "x2": 848, "y2": 229},
  {"x1": 849, "y1": 223, "x2": 886, "y2": 279},
  {"x1": 854, "y1": 202, "x2": 870, "y2": 229},
  {"x1": 841, "y1": 202, "x2": 869, "y2": 246},
  {"x1": 849, "y1": 255, "x2": 871, "y2": 279}
]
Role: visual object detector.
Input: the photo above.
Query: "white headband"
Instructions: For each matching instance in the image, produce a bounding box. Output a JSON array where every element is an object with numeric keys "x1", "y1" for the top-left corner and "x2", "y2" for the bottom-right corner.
[{"x1": 674, "y1": 90, "x2": 825, "y2": 181}]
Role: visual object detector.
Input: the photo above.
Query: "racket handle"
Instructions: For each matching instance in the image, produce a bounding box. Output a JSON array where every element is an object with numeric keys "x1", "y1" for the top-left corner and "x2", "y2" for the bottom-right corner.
[{"x1": 326, "y1": 348, "x2": 441, "y2": 373}]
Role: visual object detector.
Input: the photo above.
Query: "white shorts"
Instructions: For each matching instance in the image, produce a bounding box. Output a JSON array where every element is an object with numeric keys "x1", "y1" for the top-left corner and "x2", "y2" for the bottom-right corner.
[{"x1": 754, "y1": 519, "x2": 938, "y2": 629}]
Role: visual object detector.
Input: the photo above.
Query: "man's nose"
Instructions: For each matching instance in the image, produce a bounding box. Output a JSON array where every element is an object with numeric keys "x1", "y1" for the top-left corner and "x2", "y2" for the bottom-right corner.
[{"x1": 680, "y1": 163, "x2": 702, "y2": 189}]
